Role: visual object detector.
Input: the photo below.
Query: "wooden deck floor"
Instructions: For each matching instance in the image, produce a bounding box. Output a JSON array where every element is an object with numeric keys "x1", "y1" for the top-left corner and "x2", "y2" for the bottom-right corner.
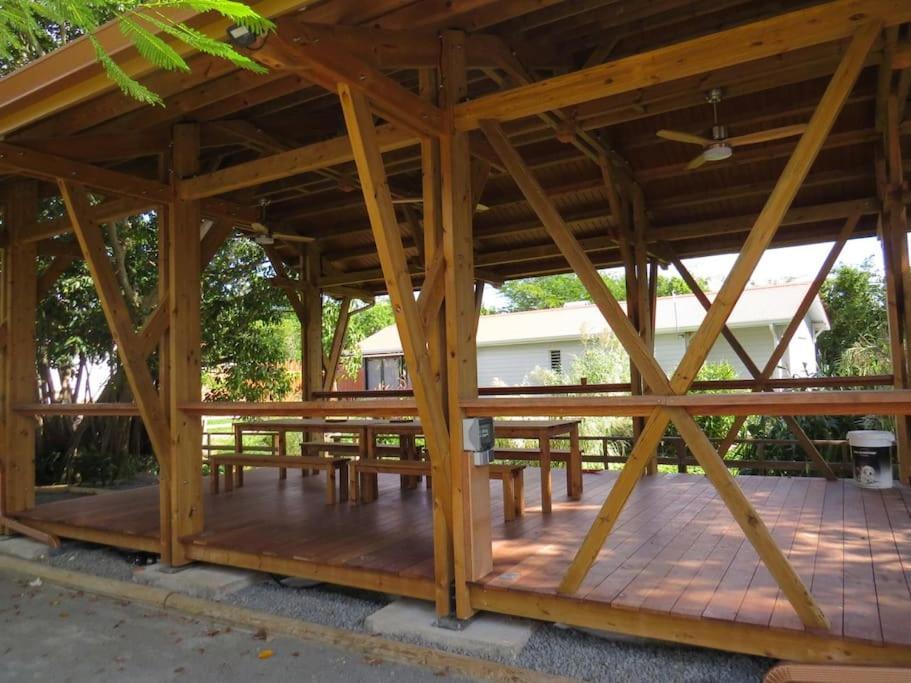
[{"x1": 15, "y1": 468, "x2": 911, "y2": 656}]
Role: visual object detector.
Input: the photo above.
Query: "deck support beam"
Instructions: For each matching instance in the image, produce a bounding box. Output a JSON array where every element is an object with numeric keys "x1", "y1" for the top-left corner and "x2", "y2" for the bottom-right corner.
[
  {"x1": 167, "y1": 123, "x2": 205, "y2": 565},
  {"x1": 338, "y1": 81, "x2": 455, "y2": 615},
  {"x1": 0, "y1": 181, "x2": 38, "y2": 519}
]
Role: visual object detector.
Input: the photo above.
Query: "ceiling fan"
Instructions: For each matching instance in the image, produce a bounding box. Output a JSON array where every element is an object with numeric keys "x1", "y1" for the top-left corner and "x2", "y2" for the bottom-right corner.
[
  {"x1": 656, "y1": 88, "x2": 807, "y2": 170},
  {"x1": 244, "y1": 199, "x2": 314, "y2": 246}
]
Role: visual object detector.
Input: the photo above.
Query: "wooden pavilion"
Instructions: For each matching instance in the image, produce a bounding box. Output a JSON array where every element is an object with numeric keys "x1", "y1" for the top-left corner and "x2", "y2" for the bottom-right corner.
[{"x1": 1, "y1": 0, "x2": 911, "y2": 666}]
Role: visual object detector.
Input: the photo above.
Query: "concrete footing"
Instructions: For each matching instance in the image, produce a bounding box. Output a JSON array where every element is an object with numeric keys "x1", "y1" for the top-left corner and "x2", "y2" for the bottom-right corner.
[
  {"x1": 132, "y1": 562, "x2": 267, "y2": 600},
  {"x1": 0, "y1": 537, "x2": 51, "y2": 561},
  {"x1": 365, "y1": 599, "x2": 535, "y2": 659}
]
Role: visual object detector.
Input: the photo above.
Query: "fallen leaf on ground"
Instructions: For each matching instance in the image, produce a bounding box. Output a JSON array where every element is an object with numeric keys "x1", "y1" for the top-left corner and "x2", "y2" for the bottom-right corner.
[
  {"x1": 253, "y1": 628, "x2": 268, "y2": 640},
  {"x1": 257, "y1": 650, "x2": 273, "y2": 660}
]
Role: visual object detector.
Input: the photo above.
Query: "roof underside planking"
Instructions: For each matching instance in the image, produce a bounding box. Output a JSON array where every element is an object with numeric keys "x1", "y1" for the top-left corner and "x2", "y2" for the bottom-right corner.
[{"x1": 0, "y1": 0, "x2": 909, "y2": 295}]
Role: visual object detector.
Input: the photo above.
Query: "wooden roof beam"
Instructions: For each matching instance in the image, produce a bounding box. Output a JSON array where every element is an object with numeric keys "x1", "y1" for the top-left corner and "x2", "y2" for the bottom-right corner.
[
  {"x1": 247, "y1": 28, "x2": 444, "y2": 138},
  {"x1": 0, "y1": 141, "x2": 257, "y2": 224},
  {"x1": 454, "y1": 0, "x2": 911, "y2": 131}
]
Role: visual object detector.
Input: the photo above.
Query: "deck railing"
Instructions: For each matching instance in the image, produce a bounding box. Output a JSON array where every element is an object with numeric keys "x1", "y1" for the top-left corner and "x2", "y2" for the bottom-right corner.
[
  {"x1": 202, "y1": 424, "x2": 855, "y2": 477},
  {"x1": 581, "y1": 435, "x2": 853, "y2": 475}
]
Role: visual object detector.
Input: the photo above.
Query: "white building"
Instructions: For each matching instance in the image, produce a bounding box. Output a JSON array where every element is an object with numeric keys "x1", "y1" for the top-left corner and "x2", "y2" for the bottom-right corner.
[{"x1": 357, "y1": 283, "x2": 830, "y2": 389}]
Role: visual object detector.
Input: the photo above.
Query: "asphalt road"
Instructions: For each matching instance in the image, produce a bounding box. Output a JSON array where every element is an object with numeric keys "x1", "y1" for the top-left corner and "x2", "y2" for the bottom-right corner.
[{"x1": 0, "y1": 570, "x2": 470, "y2": 682}]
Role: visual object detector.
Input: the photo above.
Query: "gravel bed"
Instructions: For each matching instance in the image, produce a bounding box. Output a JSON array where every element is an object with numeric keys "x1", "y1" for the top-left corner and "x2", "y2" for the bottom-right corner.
[
  {"x1": 27, "y1": 542, "x2": 773, "y2": 681},
  {"x1": 47, "y1": 542, "x2": 152, "y2": 582},
  {"x1": 223, "y1": 580, "x2": 388, "y2": 632}
]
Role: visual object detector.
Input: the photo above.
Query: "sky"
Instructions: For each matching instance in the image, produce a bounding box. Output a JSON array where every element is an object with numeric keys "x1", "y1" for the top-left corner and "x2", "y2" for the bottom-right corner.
[{"x1": 482, "y1": 235, "x2": 885, "y2": 309}]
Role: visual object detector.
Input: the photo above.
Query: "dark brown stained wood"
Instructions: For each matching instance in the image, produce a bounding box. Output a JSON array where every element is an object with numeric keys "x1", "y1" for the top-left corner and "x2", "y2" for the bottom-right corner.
[{"x1": 16, "y1": 470, "x2": 911, "y2": 662}]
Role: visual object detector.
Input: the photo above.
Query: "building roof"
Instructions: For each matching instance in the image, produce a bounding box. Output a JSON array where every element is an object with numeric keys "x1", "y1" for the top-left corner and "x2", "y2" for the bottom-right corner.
[{"x1": 359, "y1": 282, "x2": 830, "y2": 355}]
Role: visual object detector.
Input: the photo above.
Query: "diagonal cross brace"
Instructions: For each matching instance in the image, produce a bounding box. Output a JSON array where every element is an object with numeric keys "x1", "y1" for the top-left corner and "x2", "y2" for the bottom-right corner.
[
  {"x1": 480, "y1": 119, "x2": 831, "y2": 630},
  {"x1": 547, "y1": 24, "x2": 878, "y2": 615},
  {"x1": 666, "y1": 245, "x2": 840, "y2": 481}
]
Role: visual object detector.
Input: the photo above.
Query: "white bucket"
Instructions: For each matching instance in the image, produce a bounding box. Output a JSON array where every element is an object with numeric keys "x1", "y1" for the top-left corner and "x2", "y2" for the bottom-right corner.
[{"x1": 846, "y1": 430, "x2": 894, "y2": 489}]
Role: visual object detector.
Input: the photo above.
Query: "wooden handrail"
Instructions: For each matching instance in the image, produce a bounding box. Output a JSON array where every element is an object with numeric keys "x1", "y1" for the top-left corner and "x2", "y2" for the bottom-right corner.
[
  {"x1": 313, "y1": 375, "x2": 893, "y2": 399},
  {"x1": 461, "y1": 390, "x2": 911, "y2": 417}
]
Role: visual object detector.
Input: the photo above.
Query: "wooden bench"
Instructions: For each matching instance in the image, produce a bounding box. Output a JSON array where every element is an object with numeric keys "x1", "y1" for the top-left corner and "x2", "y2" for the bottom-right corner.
[
  {"x1": 210, "y1": 454, "x2": 350, "y2": 504},
  {"x1": 490, "y1": 464, "x2": 526, "y2": 522},
  {"x1": 494, "y1": 447, "x2": 575, "y2": 462},
  {"x1": 350, "y1": 460, "x2": 525, "y2": 521}
]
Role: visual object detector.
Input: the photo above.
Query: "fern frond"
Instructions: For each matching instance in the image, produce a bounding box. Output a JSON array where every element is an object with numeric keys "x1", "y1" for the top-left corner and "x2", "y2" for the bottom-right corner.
[
  {"x1": 141, "y1": 14, "x2": 267, "y2": 74},
  {"x1": 143, "y1": 0, "x2": 275, "y2": 33},
  {"x1": 118, "y1": 16, "x2": 189, "y2": 72},
  {"x1": 91, "y1": 36, "x2": 163, "y2": 106}
]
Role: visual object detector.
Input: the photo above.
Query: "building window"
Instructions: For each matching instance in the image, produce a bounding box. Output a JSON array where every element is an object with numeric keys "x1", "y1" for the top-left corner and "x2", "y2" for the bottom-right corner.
[
  {"x1": 549, "y1": 349, "x2": 562, "y2": 373},
  {"x1": 365, "y1": 355, "x2": 408, "y2": 390}
]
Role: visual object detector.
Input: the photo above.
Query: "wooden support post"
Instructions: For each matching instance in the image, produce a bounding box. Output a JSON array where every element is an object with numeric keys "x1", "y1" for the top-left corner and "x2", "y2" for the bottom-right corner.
[
  {"x1": 0, "y1": 181, "x2": 38, "y2": 518},
  {"x1": 338, "y1": 81, "x2": 456, "y2": 615},
  {"x1": 168, "y1": 123, "x2": 204, "y2": 565},
  {"x1": 323, "y1": 296, "x2": 351, "y2": 392},
  {"x1": 157, "y1": 153, "x2": 173, "y2": 565},
  {"x1": 882, "y1": 87, "x2": 911, "y2": 484},
  {"x1": 300, "y1": 246, "x2": 322, "y2": 402},
  {"x1": 633, "y1": 185, "x2": 657, "y2": 475},
  {"x1": 442, "y1": 31, "x2": 492, "y2": 619}
]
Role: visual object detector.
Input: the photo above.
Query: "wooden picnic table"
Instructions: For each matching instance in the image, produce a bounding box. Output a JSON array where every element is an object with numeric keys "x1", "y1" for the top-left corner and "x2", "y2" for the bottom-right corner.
[{"x1": 232, "y1": 417, "x2": 582, "y2": 513}]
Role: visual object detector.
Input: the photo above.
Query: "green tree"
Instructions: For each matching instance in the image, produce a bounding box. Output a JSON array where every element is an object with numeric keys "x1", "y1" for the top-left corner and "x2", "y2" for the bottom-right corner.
[
  {"x1": 0, "y1": 1, "x2": 272, "y2": 104},
  {"x1": 497, "y1": 271, "x2": 703, "y2": 312},
  {"x1": 817, "y1": 260, "x2": 889, "y2": 375},
  {"x1": 35, "y1": 211, "x2": 290, "y2": 484}
]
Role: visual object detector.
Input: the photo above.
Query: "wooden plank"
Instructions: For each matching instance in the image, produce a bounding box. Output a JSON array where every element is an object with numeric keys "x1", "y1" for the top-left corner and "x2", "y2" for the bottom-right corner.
[
  {"x1": 861, "y1": 489, "x2": 911, "y2": 645},
  {"x1": 453, "y1": 0, "x2": 910, "y2": 130},
  {"x1": 669, "y1": 409, "x2": 829, "y2": 629},
  {"x1": 842, "y1": 482, "x2": 883, "y2": 643},
  {"x1": 58, "y1": 181, "x2": 170, "y2": 478},
  {"x1": 469, "y1": 583, "x2": 911, "y2": 665},
  {"x1": 809, "y1": 481, "x2": 846, "y2": 636},
  {"x1": 0, "y1": 181, "x2": 38, "y2": 516}
]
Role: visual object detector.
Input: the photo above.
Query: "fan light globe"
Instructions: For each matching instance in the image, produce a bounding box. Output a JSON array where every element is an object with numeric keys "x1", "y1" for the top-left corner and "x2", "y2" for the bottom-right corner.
[{"x1": 703, "y1": 142, "x2": 733, "y2": 161}]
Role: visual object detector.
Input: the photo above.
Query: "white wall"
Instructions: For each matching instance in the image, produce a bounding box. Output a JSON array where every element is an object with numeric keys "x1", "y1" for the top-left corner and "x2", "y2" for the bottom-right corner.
[
  {"x1": 479, "y1": 340, "x2": 584, "y2": 386},
  {"x1": 475, "y1": 323, "x2": 812, "y2": 386}
]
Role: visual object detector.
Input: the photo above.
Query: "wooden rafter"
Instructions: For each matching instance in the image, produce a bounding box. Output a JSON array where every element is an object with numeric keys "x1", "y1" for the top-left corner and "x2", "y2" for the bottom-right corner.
[
  {"x1": 454, "y1": 0, "x2": 911, "y2": 130},
  {"x1": 250, "y1": 30, "x2": 444, "y2": 138},
  {"x1": 0, "y1": 141, "x2": 256, "y2": 224},
  {"x1": 58, "y1": 180, "x2": 170, "y2": 477}
]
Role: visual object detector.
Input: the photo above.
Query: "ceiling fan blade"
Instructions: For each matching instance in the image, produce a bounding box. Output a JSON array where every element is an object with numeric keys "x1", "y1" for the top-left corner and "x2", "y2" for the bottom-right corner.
[
  {"x1": 686, "y1": 152, "x2": 709, "y2": 170},
  {"x1": 656, "y1": 129, "x2": 713, "y2": 146},
  {"x1": 273, "y1": 232, "x2": 315, "y2": 244},
  {"x1": 726, "y1": 123, "x2": 807, "y2": 147}
]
